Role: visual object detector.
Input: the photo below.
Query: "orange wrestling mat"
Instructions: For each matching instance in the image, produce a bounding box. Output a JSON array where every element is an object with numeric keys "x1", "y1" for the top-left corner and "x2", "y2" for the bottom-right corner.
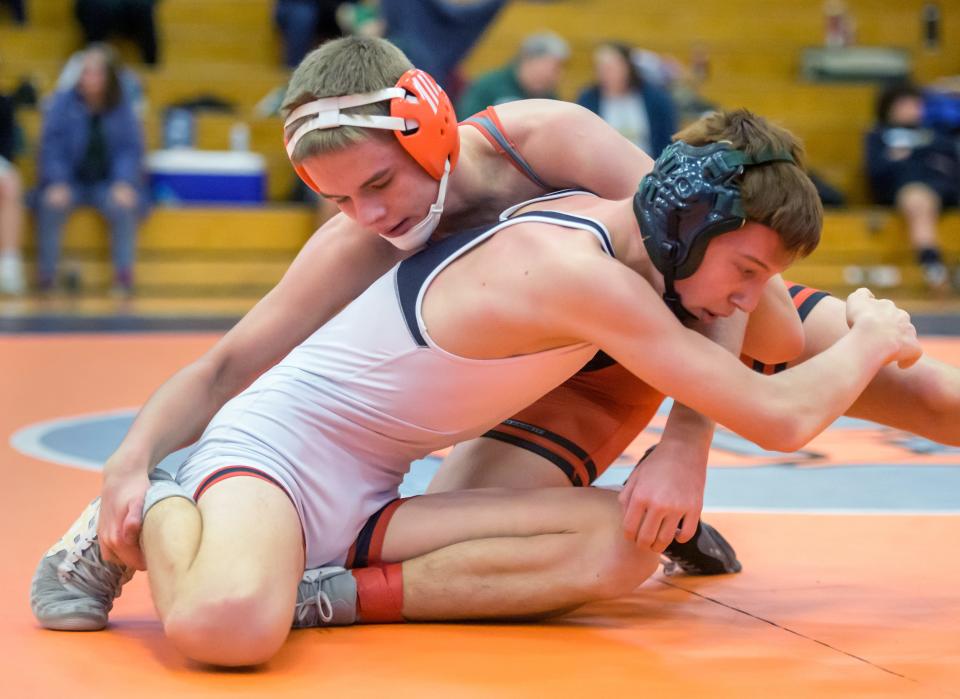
[{"x1": 2, "y1": 333, "x2": 958, "y2": 698}]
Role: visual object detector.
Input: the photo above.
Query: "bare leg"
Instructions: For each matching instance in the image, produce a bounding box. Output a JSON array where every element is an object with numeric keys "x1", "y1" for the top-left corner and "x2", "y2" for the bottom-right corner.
[
  {"x1": 794, "y1": 295, "x2": 960, "y2": 445},
  {"x1": 896, "y1": 183, "x2": 949, "y2": 289},
  {"x1": 896, "y1": 183, "x2": 942, "y2": 251},
  {"x1": 379, "y1": 488, "x2": 659, "y2": 620},
  {"x1": 0, "y1": 168, "x2": 25, "y2": 294},
  {"x1": 0, "y1": 168, "x2": 23, "y2": 253},
  {"x1": 429, "y1": 439, "x2": 571, "y2": 492},
  {"x1": 142, "y1": 477, "x2": 304, "y2": 666}
]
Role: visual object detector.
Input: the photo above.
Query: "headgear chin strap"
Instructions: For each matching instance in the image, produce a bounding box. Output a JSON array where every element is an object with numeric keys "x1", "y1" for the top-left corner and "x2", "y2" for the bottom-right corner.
[
  {"x1": 633, "y1": 140, "x2": 795, "y2": 321},
  {"x1": 284, "y1": 68, "x2": 460, "y2": 250},
  {"x1": 387, "y1": 160, "x2": 450, "y2": 250}
]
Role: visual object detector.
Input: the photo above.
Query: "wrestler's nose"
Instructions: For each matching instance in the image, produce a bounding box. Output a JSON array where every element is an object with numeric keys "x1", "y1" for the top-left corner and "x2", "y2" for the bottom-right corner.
[{"x1": 355, "y1": 197, "x2": 387, "y2": 228}]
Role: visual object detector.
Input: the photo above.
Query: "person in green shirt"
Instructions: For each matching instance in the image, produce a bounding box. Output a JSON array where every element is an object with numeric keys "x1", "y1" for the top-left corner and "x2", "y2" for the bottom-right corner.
[{"x1": 458, "y1": 30, "x2": 569, "y2": 119}]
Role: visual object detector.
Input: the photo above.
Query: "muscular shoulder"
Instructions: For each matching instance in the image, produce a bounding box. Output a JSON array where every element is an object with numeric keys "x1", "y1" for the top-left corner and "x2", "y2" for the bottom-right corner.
[
  {"x1": 493, "y1": 99, "x2": 599, "y2": 149},
  {"x1": 472, "y1": 219, "x2": 624, "y2": 312},
  {"x1": 491, "y1": 100, "x2": 654, "y2": 198}
]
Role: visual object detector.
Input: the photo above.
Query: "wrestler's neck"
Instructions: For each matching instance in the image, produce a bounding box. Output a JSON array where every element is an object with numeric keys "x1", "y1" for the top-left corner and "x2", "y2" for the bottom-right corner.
[
  {"x1": 425, "y1": 153, "x2": 481, "y2": 237},
  {"x1": 431, "y1": 128, "x2": 540, "y2": 235},
  {"x1": 593, "y1": 198, "x2": 666, "y2": 295}
]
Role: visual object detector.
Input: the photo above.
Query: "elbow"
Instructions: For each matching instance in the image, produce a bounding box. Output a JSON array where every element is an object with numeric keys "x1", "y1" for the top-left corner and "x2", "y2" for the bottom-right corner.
[
  {"x1": 195, "y1": 351, "x2": 238, "y2": 401},
  {"x1": 756, "y1": 427, "x2": 809, "y2": 454},
  {"x1": 750, "y1": 405, "x2": 813, "y2": 453}
]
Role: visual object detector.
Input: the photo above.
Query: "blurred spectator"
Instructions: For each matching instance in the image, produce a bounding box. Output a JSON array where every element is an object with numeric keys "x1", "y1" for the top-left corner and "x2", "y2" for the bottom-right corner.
[
  {"x1": 458, "y1": 30, "x2": 569, "y2": 119},
  {"x1": 75, "y1": 0, "x2": 160, "y2": 65},
  {"x1": 56, "y1": 47, "x2": 146, "y2": 116},
  {"x1": 275, "y1": 0, "x2": 347, "y2": 69},
  {"x1": 0, "y1": 88, "x2": 25, "y2": 295},
  {"x1": 865, "y1": 82, "x2": 960, "y2": 291},
  {"x1": 0, "y1": 0, "x2": 25, "y2": 24},
  {"x1": 34, "y1": 45, "x2": 146, "y2": 296},
  {"x1": 576, "y1": 42, "x2": 677, "y2": 157},
  {"x1": 377, "y1": 0, "x2": 508, "y2": 99}
]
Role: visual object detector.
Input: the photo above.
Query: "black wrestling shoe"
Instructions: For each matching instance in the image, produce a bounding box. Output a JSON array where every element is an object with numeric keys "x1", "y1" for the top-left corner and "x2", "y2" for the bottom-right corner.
[{"x1": 662, "y1": 520, "x2": 743, "y2": 576}]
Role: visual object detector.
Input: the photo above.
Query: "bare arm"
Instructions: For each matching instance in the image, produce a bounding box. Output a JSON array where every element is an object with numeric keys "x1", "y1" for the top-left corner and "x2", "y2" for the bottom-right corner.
[
  {"x1": 99, "y1": 214, "x2": 405, "y2": 568},
  {"x1": 539, "y1": 253, "x2": 918, "y2": 453},
  {"x1": 502, "y1": 102, "x2": 805, "y2": 544},
  {"x1": 495, "y1": 100, "x2": 655, "y2": 197},
  {"x1": 617, "y1": 307, "x2": 748, "y2": 549}
]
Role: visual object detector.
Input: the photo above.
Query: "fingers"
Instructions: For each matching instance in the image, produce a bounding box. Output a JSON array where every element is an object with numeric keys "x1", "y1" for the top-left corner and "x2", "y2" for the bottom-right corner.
[
  {"x1": 635, "y1": 507, "x2": 662, "y2": 551},
  {"x1": 618, "y1": 472, "x2": 636, "y2": 507},
  {"x1": 621, "y1": 494, "x2": 645, "y2": 543},
  {"x1": 121, "y1": 507, "x2": 147, "y2": 570},
  {"x1": 897, "y1": 340, "x2": 923, "y2": 369},
  {"x1": 652, "y1": 513, "x2": 682, "y2": 553},
  {"x1": 675, "y1": 511, "x2": 700, "y2": 544},
  {"x1": 99, "y1": 539, "x2": 121, "y2": 566},
  {"x1": 99, "y1": 506, "x2": 146, "y2": 570}
]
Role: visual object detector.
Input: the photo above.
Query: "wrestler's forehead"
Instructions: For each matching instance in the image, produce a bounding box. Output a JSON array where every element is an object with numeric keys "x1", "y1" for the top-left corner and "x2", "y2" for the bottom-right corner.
[
  {"x1": 300, "y1": 137, "x2": 408, "y2": 188},
  {"x1": 716, "y1": 222, "x2": 794, "y2": 268}
]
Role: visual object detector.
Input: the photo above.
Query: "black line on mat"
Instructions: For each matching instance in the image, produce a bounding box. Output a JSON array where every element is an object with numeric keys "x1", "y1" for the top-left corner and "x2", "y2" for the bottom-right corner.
[{"x1": 659, "y1": 579, "x2": 959, "y2": 698}]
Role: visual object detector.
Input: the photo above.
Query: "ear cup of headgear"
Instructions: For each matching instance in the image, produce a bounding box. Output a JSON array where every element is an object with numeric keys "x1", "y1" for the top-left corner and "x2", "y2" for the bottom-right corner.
[
  {"x1": 391, "y1": 69, "x2": 460, "y2": 180},
  {"x1": 635, "y1": 141, "x2": 752, "y2": 280}
]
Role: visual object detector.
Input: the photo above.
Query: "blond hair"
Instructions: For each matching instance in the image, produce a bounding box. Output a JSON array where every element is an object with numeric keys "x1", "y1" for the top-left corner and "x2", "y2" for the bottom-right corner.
[
  {"x1": 674, "y1": 109, "x2": 822, "y2": 258},
  {"x1": 282, "y1": 36, "x2": 413, "y2": 162}
]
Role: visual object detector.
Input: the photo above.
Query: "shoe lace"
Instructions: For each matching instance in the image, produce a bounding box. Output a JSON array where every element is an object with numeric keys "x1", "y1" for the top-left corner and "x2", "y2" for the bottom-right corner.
[
  {"x1": 295, "y1": 588, "x2": 334, "y2": 627},
  {"x1": 57, "y1": 521, "x2": 127, "y2": 602}
]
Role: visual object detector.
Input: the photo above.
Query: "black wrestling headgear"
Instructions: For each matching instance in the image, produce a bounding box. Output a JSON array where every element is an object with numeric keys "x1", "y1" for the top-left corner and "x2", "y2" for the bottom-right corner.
[{"x1": 633, "y1": 141, "x2": 795, "y2": 321}]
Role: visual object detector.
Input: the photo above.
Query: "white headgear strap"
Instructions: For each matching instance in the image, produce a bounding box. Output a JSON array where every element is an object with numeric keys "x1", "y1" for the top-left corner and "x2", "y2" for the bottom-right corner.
[
  {"x1": 284, "y1": 88, "x2": 414, "y2": 159},
  {"x1": 386, "y1": 160, "x2": 451, "y2": 251}
]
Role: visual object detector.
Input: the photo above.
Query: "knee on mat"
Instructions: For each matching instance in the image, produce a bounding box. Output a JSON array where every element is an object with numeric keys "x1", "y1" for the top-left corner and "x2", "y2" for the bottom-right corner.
[
  {"x1": 164, "y1": 591, "x2": 292, "y2": 667},
  {"x1": 579, "y1": 494, "x2": 660, "y2": 599},
  {"x1": 590, "y1": 546, "x2": 660, "y2": 600}
]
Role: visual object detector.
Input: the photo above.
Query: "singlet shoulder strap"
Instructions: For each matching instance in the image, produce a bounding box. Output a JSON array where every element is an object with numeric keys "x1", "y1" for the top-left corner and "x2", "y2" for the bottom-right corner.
[
  {"x1": 395, "y1": 211, "x2": 616, "y2": 347},
  {"x1": 462, "y1": 107, "x2": 552, "y2": 190},
  {"x1": 498, "y1": 189, "x2": 597, "y2": 221},
  {"x1": 505, "y1": 210, "x2": 615, "y2": 258}
]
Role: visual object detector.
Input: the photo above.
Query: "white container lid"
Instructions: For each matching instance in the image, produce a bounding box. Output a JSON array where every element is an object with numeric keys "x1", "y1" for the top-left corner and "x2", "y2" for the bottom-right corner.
[{"x1": 147, "y1": 149, "x2": 266, "y2": 175}]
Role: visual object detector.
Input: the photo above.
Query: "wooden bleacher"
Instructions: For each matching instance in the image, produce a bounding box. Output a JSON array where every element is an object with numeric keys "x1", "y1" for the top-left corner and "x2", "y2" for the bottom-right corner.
[
  {"x1": 1, "y1": 0, "x2": 959, "y2": 302},
  {"x1": 20, "y1": 207, "x2": 315, "y2": 296},
  {"x1": 8, "y1": 208, "x2": 956, "y2": 299}
]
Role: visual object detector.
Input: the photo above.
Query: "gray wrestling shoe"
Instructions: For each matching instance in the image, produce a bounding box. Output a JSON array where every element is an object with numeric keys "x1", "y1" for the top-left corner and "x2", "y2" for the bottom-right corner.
[
  {"x1": 293, "y1": 567, "x2": 358, "y2": 628},
  {"x1": 662, "y1": 520, "x2": 743, "y2": 576},
  {"x1": 30, "y1": 497, "x2": 133, "y2": 631}
]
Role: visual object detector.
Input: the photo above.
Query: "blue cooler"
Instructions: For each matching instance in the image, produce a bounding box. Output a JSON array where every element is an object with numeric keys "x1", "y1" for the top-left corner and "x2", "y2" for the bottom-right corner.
[{"x1": 147, "y1": 150, "x2": 267, "y2": 204}]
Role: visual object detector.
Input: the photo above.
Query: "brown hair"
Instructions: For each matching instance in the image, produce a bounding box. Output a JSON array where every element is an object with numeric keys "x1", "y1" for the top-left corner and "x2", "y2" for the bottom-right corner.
[
  {"x1": 674, "y1": 109, "x2": 822, "y2": 259},
  {"x1": 83, "y1": 43, "x2": 123, "y2": 110},
  {"x1": 281, "y1": 36, "x2": 413, "y2": 162}
]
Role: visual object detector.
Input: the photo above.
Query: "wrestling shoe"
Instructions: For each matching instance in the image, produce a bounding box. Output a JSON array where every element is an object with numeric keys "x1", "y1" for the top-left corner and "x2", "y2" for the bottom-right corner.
[
  {"x1": 30, "y1": 497, "x2": 133, "y2": 631},
  {"x1": 662, "y1": 520, "x2": 743, "y2": 576},
  {"x1": 293, "y1": 567, "x2": 358, "y2": 628}
]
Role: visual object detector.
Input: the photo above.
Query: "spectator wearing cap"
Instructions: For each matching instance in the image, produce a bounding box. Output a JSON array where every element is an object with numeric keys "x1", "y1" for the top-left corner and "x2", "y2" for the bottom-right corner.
[
  {"x1": 576, "y1": 42, "x2": 677, "y2": 157},
  {"x1": 457, "y1": 30, "x2": 569, "y2": 119}
]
